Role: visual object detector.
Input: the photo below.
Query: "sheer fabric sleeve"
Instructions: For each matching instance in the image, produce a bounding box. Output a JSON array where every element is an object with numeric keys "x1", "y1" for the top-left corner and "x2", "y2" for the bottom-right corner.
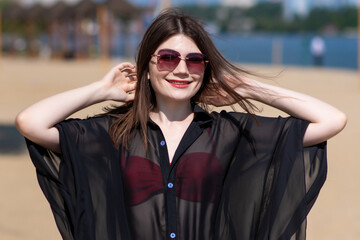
[
  {"x1": 25, "y1": 116, "x2": 131, "y2": 240},
  {"x1": 215, "y1": 114, "x2": 327, "y2": 240},
  {"x1": 26, "y1": 139, "x2": 74, "y2": 240}
]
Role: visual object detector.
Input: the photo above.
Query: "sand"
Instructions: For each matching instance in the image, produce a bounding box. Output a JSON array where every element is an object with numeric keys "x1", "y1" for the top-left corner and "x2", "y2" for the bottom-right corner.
[{"x1": 0, "y1": 57, "x2": 358, "y2": 239}]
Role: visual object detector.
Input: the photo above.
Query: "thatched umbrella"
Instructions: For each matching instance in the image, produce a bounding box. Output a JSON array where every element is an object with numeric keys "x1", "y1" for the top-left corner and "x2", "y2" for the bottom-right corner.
[
  {"x1": 108, "y1": 0, "x2": 141, "y2": 20},
  {"x1": 2, "y1": 3, "x2": 48, "y2": 56},
  {"x1": 106, "y1": 0, "x2": 143, "y2": 58},
  {"x1": 22, "y1": 3, "x2": 48, "y2": 56},
  {"x1": 1, "y1": 3, "x2": 25, "y2": 55},
  {"x1": 24, "y1": 3, "x2": 47, "y2": 21},
  {"x1": 2, "y1": 0, "x2": 143, "y2": 59},
  {"x1": 70, "y1": 0, "x2": 99, "y2": 58},
  {"x1": 2, "y1": 3, "x2": 25, "y2": 21},
  {"x1": 47, "y1": 1, "x2": 75, "y2": 22},
  {"x1": 71, "y1": 0, "x2": 142, "y2": 59},
  {"x1": 46, "y1": 2, "x2": 76, "y2": 58},
  {"x1": 74, "y1": 0, "x2": 97, "y2": 19}
]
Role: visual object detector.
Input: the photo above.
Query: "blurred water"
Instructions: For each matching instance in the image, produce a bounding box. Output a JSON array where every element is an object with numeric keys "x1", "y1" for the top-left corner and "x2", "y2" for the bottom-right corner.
[
  {"x1": 213, "y1": 33, "x2": 358, "y2": 70},
  {"x1": 14, "y1": 32, "x2": 357, "y2": 70}
]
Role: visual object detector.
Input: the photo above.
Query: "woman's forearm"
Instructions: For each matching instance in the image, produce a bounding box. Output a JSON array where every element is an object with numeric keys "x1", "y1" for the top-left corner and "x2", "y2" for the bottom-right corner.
[{"x1": 239, "y1": 78, "x2": 347, "y2": 147}]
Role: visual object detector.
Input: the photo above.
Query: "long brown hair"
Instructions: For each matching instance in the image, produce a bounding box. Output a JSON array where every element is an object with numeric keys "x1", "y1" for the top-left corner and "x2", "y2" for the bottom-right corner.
[{"x1": 107, "y1": 8, "x2": 257, "y2": 150}]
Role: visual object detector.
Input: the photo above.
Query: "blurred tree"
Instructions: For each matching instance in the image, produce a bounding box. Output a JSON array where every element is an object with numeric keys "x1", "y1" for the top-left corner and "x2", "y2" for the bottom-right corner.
[
  {"x1": 1, "y1": 1, "x2": 357, "y2": 41},
  {"x1": 245, "y1": 2, "x2": 282, "y2": 31},
  {"x1": 246, "y1": 2, "x2": 282, "y2": 18},
  {"x1": 335, "y1": 7, "x2": 357, "y2": 31},
  {"x1": 303, "y1": 7, "x2": 357, "y2": 33},
  {"x1": 304, "y1": 8, "x2": 333, "y2": 32},
  {"x1": 180, "y1": 3, "x2": 357, "y2": 33},
  {"x1": 180, "y1": 5, "x2": 218, "y2": 22},
  {"x1": 0, "y1": 0, "x2": 11, "y2": 9}
]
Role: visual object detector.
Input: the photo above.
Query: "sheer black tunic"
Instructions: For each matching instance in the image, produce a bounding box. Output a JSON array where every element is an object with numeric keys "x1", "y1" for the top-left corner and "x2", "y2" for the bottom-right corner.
[{"x1": 26, "y1": 106, "x2": 327, "y2": 240}]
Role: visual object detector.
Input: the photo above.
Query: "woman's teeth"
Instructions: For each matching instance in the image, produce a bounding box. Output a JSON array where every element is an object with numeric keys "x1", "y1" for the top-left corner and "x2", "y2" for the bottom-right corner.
[{"x1": 168, "y1": 80, "x2": 190, "y2": 85}]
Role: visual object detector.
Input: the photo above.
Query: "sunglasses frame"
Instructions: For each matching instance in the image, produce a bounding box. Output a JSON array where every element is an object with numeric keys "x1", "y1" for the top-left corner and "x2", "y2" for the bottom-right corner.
[{"x1": 151, "y1": 49, "x2": 209, "y2": 74}]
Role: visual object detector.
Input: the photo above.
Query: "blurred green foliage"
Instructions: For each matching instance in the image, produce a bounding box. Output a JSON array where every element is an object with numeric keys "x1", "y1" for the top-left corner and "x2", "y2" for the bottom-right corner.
[
  {"x1": 1, "y1": 0, "x2": 47, "y2": 35},
  {"x1": 181, "y1": 2, "x2": 357, "y2": 33},
  {"x1": 303, "y1": 7, "x2": 357, "y2": 32},
  {"x1": 0, "y1": 2, "x2": 357, "y2": 35},
  {"x1": 0, "y1": 0, "x2": 11, "y2": 9},
  {"x1": 1, "y1": 0, "x2": 24, "y2": 34}
]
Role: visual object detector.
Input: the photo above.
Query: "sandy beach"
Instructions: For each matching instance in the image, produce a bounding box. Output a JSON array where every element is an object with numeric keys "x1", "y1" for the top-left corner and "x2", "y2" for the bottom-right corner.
[{"x1": 0, "y1": 57, "x2": 358, "y2": 239}]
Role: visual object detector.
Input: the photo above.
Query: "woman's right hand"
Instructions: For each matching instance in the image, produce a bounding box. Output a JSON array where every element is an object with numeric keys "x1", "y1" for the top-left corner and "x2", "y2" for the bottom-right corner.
[{"x1": 98, "y1": 62, "x2": 137, "y2": 102}]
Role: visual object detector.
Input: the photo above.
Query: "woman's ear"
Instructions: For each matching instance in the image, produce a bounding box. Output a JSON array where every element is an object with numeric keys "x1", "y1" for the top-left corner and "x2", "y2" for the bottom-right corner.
[{"x1": 147, "y1": 72, "x2": 150, "y2": 80}]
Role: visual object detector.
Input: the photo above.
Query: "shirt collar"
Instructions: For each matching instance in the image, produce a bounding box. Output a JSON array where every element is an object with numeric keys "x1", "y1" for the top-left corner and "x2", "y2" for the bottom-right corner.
[
  {"x1": 147, "y1": 105, "x2": 214, "y2": 128},
  {"x1": 193, "y1": 105, "x2": 214, "y2": 127}
]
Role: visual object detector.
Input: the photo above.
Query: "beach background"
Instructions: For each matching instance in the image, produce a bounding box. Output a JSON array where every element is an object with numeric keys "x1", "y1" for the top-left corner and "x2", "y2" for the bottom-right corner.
[
  {"x1": 0, "y1": 57, "x2": 358, "y2": 240},
  {"x1": 0, "y1": 0, "x2": 359, "y2": 238}
]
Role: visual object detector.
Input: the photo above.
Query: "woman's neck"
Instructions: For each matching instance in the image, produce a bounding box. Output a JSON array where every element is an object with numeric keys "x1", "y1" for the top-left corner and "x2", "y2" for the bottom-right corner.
[{"x1": 150, "y1": 100, "x2": 194, "y2": 124}]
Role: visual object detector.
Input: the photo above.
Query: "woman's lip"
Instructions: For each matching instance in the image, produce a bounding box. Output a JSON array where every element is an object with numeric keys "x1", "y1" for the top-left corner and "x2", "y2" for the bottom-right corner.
[
  {"x1": 166, "y1": 79, "x2": 192, "y2": 84},
  {"x1": 166, "y1": 79, "x2": 192, "y2": 88}
]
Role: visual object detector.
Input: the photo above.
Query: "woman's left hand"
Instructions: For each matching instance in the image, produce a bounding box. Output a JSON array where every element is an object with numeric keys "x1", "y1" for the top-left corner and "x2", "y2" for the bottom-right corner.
[
  {"x1": 203, "y1": 83, "x2": 236, "y2": 107},
  {"x1": 203, "y1": 73, "x2": 249, "y2": 107}
]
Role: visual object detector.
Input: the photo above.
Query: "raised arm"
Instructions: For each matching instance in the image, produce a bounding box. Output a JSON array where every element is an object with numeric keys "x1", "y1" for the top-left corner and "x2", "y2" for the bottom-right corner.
[
  {"x1": 15, "y1": 62, "x2": 137, "y2": 153},
  {"x1": 206, "y1": 77, "x2": 347, "y2": 147},
  {"x1": 242, "y1": 78, "x2": 346, "y2": 147}
]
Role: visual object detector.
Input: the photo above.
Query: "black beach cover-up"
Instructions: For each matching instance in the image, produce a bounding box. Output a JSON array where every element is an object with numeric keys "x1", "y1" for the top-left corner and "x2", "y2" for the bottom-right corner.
[{"x1": 26, "y1": 106, "x2": 327, "y2": 240}]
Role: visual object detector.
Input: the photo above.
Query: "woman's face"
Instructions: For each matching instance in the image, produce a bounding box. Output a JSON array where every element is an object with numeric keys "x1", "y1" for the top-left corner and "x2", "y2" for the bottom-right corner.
[{"x1": 148, "y1": 34, "x2": 206, "y2": 106}]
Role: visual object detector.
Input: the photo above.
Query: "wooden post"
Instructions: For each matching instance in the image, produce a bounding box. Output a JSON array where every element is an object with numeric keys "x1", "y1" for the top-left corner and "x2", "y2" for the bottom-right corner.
[
  {"x1": 272, "y1": 37, "x2": 283, "y2": 66},
  {"x1": 358, "y1": 3, "x2": 360, "y2": 89},
  {"x1": 0, "y1": 9, "x2": 2, "y2": 70},
  {"x1": 97, "y1": 4, "x2": 110, "y2": 67}
]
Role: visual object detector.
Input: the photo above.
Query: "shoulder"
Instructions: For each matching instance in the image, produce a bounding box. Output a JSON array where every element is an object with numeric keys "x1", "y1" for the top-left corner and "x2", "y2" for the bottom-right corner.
[
  {"x1": 209, "y1": 110, "x2": 252, "y2": 128},
  {"x1": 195, "y1": 105, "x2": 306, "y2": 133},
  {"x1": 210, "y1": 110, "x2": 307, "y2": 134},
  {"x1": 55, "y1": 115, "x2": 118, "y2": 153},
  {"x1": 57, "y1": 114, "x2": 116, "y2": 136}
]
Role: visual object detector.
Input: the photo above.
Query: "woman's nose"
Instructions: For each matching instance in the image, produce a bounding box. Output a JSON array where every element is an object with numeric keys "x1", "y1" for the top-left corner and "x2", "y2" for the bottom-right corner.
[{"x1": 173, "y1": 58, "x2": 189, "y2": 74}]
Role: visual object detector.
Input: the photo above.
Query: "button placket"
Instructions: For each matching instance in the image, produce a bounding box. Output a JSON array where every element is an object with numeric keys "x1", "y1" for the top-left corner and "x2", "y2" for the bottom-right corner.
[
  {"x1": 149, "y1": 113, "x2": 210, "y2": 239},
  {"x1": 166, "y1": 173, "x2": 177, "y2": 239},
  {"x1": 166, "y1": 156, "x2": 177, "y2": 239},
  {"x1": 156, "y1": 137, "x2": 177, "y2": 239}
]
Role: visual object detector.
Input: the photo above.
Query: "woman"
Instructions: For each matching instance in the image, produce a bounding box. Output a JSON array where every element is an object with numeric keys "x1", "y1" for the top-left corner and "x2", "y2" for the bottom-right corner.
[{"x1": 16, "y1": 9, "x2": 346, "y2": 240}]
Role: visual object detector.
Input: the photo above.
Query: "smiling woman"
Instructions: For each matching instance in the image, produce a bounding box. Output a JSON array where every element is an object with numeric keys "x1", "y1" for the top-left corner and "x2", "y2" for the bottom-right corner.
[
  {"x1": 148, "y1": 35, "x2": 205, "y2": 106},
  {"x1": 15, "y1": 8, "x2": 346, "y2": 240}
]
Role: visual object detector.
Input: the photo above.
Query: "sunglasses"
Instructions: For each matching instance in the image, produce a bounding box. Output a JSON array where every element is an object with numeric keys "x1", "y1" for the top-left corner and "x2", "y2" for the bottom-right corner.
[{"x1": 151, "y1": 49, "x2": 209, "y2": 74}]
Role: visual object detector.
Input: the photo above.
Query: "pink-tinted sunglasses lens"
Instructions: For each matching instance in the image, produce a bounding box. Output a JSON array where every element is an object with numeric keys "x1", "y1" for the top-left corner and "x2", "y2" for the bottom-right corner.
[{"x1": 156, "y1": 49, "x2": 207, "y2": 73}]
